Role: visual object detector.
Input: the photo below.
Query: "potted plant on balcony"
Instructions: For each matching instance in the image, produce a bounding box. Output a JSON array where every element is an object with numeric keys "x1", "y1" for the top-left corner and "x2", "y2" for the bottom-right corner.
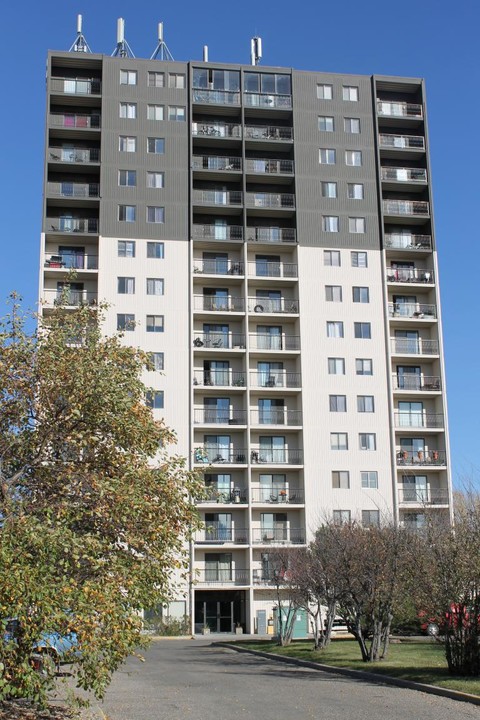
[{"x1": 279, "y1": 489, "x2": 287, "y2": 503}]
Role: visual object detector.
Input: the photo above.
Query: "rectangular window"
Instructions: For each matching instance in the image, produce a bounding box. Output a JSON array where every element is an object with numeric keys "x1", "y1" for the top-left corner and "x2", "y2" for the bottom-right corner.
[
  {"x1": 325, "y1": 285, "x2": 342, "y2": 302},
  {"x1": 333, "y1": 509, "x2": 351, "y2": 525},
  {"x1": 330, "y1": 395, "x2": 347, "y2": 412},
  {"x1": 118, "y1": 205, "x2": 136, "y2": 222},
  {"x1": 118, "y1": 169, "x2": 137, "y2": 187},
  {"x1": 346, "y1": 150, "x2": 362, "y2": 166},
  {"x1": 342, "y1": 85, "x2": 358, "y2": 101},
  {"x1": 168, "y1": 73, "x2": 186, "y2": 89},
  {"x1": 118, "y1": 240, "x2": 136, "y2": 258},
  {"x1": 146, "y1": 278, "x2": 164, "y2": 296},
  {"x1": 327, "y1": 321, "x2": 344, "y2": 338},
  {"x1": 332, "y1": 471, "x2": 350, "y2": 489},
  {"x1": 328, "y1": 357, "x2": 345, "y2": 375},
  {"x1": 117, "y1": 276, "x2": 135, "y2": 294},
  {"x1": 359, "y1": 433, "x2": 376, "y2": 450},
  {"x1": 147, "y1": 242, "x2": 165, "y2": 258},
  {"x1": 331, "y1": 433, "x2": 348, "y2": 450},
  {"x1": 351, "y1": 251, "x2": 368, "y2": 268},
  {"x1": 148, "y1": 71, "x2": 164, "y2": 87},
  {"x1": 147, "y1": 206, "x2": 165, "y2": 224},
  {"x1": 361, "y1": 471, "x2": 378, "y2": 489},
  {"x1": 324, "y1": 250, "x2": 341, "y2": 266},
  {"x1": 117, "y1": 313, "x2": 135, "y2": 331},
  {"x1": 147, "y1": 171, "x2": 165, "y2": 188},
  {"x1": 149, "y1": 352, "x2": 164, "y2": 371},
  {"x1": 349, "y1": 217, "x2": 365, "y2": 233},
  {"x1": 323, "y1": 216, "x2": 339, "y2": 232},
  {"x1": 120, "y1": 70, "x2": 137, "y2": 85},
  {"x1": 147, "y1": 104, "x2": 164, "y2": 121},
  {"x1": 146, "y1": 315, "x2": 164, "y2": 333},
  {"x1": 353, "y1": 287, "x2": 369, "y2": 303},
  {"x1": 321, "y1": 181, "x2": 337, "y2": 198},
  {"x1": 317, "y1": 83, "x2": 333, "y2": 100},
  {"x1": 146, "y1": 390, "x2": 164, "y2": 409},
  {"x1": 319, "y1": 148, "x2": 336, "y2": 164},
  {"x1": 119, "y1": 102, "x2": 137, "y2": 119},
  {"x1": 348, "y1": 183, "x2": 364, "y2": 200},
  {"x1": 318, "y1": 116, "x2": 334, "y2": 132},
  {"x1": 357, "y1": 395, "x2": 375, "y2": 413},
  {"x1": 362, "y1": 510, "x2": 380, "y2": 527},
  {"x1": 344, "y1": 117, "x2": 361, "y2": 133},
  {"x1": 354, "y1": 322, "x2": 371, "y2": 339},
  {"x1": 119, "y1": 136, "x2": 136, "y2": 152},
  {"x1": 356, "y1": 358, "x2": 373, "y2": 376},
  {"x1": 168, "y1": 106, "x2": 186, "y2": 121},
  {"x1": 147, "y1": 137, "x2": 165, "y2": 154}
]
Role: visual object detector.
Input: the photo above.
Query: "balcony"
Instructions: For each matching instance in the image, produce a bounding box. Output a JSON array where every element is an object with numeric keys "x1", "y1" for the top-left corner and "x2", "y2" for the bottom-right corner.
[
  {"x1": 42, "y1": 289, "x2": 98, "y2": 307},
  {"x1": 244, "y1": 125, "x2": 293, "y2": 141},
  {"x1": 193, "y1": 332, "x2": 245, "y2": 350},
  {"x1": 388, "y1": 303, "x2": 437, "y2": 319},
  {"x1": 48, "y1": 147, "x2": 100, "y2": 164},
  {"x1": 194, "y1": 448, "x2": 248, "y2": 465},
  {"x1": 379, "y1": 134, "x2": 425, "y2": 150},
  {"x1": 249, "y1": 371, "x2": 301, "y2": 389},
  {"x1": 194, "y1": 568, "x2": 249, "y2": 585},
  {"x1": 248, "y1": 261, "x2": 297, "y2": 278},
  {"x1": 193, "y1": 259, "x2": 244, "y2": 275},
  {"x1": 396, "y1": 450, "x2": 446, "y2": 466},
  {"x1": 49, "y1": 113, "x2": 101, "y2": 129},
  {"x1": 381, "y1": 167, "x2": 427, "y2": 183},
  {"x1": 251, "y1": 487, "x2": 304, "y2": 504},
  {"x1": 197, "y1": 487, "x2": 248, "y2": 504},
  {"x1": 390, "y1": 337, "x2": 439, "y2": 356},
  {"x1": 193, "y1": 295, "x2": 245, "y2": 313},
  {"x1": 247, "y1": 227, "x2": 296, "y2": 244},
  {"x1": 250, "y1": 409, "x2": 302, "y2": 426},
  {"x1": 46, "y1": 182, "x2": 100, "y2": 199},
  {"x1": 383, "y1": 200, "x2": 430, "y2": 216},
  {"x1": 394, "y1": 412, "x2": 444, "y2": 429},
  {"x1": 192, "y1": 156, "x2": 242, "y2": 172},
  {"x1": 193, "y1": 371, "x2": 245, "y2": 388},
  {"x1": 248, "y1": 297, "x2": 299, "y2": 314},
  {"x1": 250, "y1": 447, "x2": 303, "y2": 465},
  {"x1": 51, "y1": 77, "x2": 101, "y2": 95},
  {"x1": 194, "y1": 409, "x2": 247, "y2": 425},
  {"x1": 398, "y1": 487, "x2": 449, "y2": 505},
  {"x1": 192, "y1": 190, "x2": 243, "y2": 207},
  {"x1": 47, "y1": 217, "x2": 99, "y2": 234},
  {"x1": 392, "y1": 375, "x2": 441, "y2": 392},
  {"x1": 251, "y1": 526, "x2": 305, "y2": 544},
  {"x1": 192, "y1": 89, "x2": 240, "y2": 105},
  {"x1": 386, "y1": 267, "x2": 434, "y2": 284},
  {"x1": 246, "y1": 192, "x2": 295, "y2": 209},
  {"x1": 384, "y1": 234, "x2": 431, "y2": 251},
  {"x1": 44, "y1": 253, "x2": 98, "y2": 270},
  {"x1": 192, "y1": 122, "x2": 242, "y2": 139},
  {"x1": 249, "y1": 334, "x2": 300, "y2": 352},
  {"x1": 244, "y1": 93, "x2": 292, "y2": 109},
  {"x1": 192, "y1": 224, "x2": 243, "y2": 242},
  {"x1": 245, "y1": 158, "x2": 294, "y2": 175},
  {"x1": 377, "y1": 101, "x2": 423, "y2": 118},
  {"x1": 195, "y1": 524, "x2": 248, "y2": 544}
]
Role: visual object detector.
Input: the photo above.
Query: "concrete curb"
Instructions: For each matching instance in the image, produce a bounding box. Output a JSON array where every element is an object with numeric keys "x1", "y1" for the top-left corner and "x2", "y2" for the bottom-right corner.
[{"x1": 214, "y1": 642, "x2": 480, "y2": 707}]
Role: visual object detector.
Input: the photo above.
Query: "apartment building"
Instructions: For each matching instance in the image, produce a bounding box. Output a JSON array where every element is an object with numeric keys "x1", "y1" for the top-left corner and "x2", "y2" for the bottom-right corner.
[{"x1": 39, "y1": 42, "x2": 452, "y2": 634}]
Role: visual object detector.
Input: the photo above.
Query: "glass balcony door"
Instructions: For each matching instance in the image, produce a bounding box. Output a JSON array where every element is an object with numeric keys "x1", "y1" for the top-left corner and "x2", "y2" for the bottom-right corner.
[
  {"x1": 205, "y1": 553, "x2": 233, "y2": 582},
  {"x1": 205, "y1": 435, "x2": 231, "y2": 462},
  {"x1": 204, "y1": 288, "x2": 229, "y2": 311},
  {"x1": 205, "y1": 513, "x2": 232, "y2": 541},
  {"x1": 59, "y1": 245, "x2": 85, "y2": 269},
  {"x1": 258, "y1": 361, "x2": 283, "y2": 387},
  {"x1": 257, "y1": 326, "x2": 282, "y2": 350},
  {"x1": 402, "y1": 475, "x2": 428, "y2": 502},
  {"x1": 398, "y1": 401, "x2": 424, "y2": 427},
  {"x1": 256, "y1": 254, "x2": 281, "y2": 278},
  {"x1": 203, "y1": 252, "x2": 228, "y2": 275},
  {"x1": 204, "y1": 397, "x2": 230, "y2": 423},
  {"x1": 260, "y1": 473, "x2": 286, "y2": 501},
  {"x1": 259, "y1": 398, "x2": 284, "y2": 424},
  {"x1": 204, "y1": 361, "x2": 230, "y2": 386},
  {"x1": 259, "y1": 436, "x2": 286, "y2": 463},
  {"x1": 203, "y1": 324, "x2": 229, "y2": 348},
  {"x1": 397, "y1": 366, "x2": 421, "y2": 390}
]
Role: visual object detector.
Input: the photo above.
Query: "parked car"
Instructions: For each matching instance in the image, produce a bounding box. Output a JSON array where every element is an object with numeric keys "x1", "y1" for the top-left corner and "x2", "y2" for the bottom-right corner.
[{"x1": 3, "y1": 618, "x2": 78, "y2": 672}]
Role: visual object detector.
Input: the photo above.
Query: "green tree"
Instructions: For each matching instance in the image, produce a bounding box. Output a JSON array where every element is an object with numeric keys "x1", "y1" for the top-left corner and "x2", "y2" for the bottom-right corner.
[{"x1": 0, "y1": 295, "x2": 201, "y2": 705}]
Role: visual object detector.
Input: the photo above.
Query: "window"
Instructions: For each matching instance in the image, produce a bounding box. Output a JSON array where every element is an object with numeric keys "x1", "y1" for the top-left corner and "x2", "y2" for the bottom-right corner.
[
  {"x1": 349, "y1": 217, "x2": 365, "y2": 234},
  {"x1": 118, "y1": 240, "x2": 136, "y2": 258},
  {"x1": 118, "y1": 205, "x2": 136, "y2": 222},
  {"x1": 119, "y1": 102, "x2": 137, "y2": 119},
  {"x1": 324, "y1": 250, "x2": 341, "y2": 266},
  {"x1": 149, "y1": 352, "x2": 164, "y2": 371},
  {"x1": 344, "y1": 117, "x2": 361, "y2": 133},
  {"x1": 354, "y1": 322, "x2": 371, "y2": 339},
  {"x1": 117, "y1": 313, "x2": 135, "y2": 331},
  {"x1": 359, "y1": 433, "x2": 376, "y2": 450},
  {"x1": 317, "y1": 83, "x2": 333, "y2": 100},
  {"x1": 333, "y1": 510, "x2": 351, "y2": 525},
  {"x1": 330, "y1": 395, "x2": 347, "y2": 412},
  {"x1": 120, "y1": 70, "x2": 137, "y2": 85},
  {"x1": 357, "y1": 395, "x2": 375, "y2": 413},
  {"x1": 328, "y1": 357, "x2": 345, "y2": 375},
  {"x1": 362, "y1": 510, "x2": 380, "y2": 527},
  {"x1": 325, "y1": 285, "x2": 342, "y2": 302},
  {"x1": 147, "y1": 171, "x2": 164, "y2": 188},
  {"x1": 319, "y1": 148, "x2": 336, "y2": 164},
  {"x1": 331, "y1": 433, "x2": 348, "y2": 450},
  {"x1": 327, "y1": 321, "x2": 344, "y2": 338},
  {"x1": 117, "y1": 277, "x2": 135, "y2": 294},
  {"x1": 346, "y1": 150, "x2": 362, "y2": 166},
  {"x1": 148, "y1": 71, "x2": 164, "y2": 87},
  {"x1": 361, "y1": 471, "x2": 378, "y2": 489},
  {"x1": 146, "y1": 315, "x2": 164, "y2": 333},
  {"x1": 119, "y1": 136, "x2": 136, "y2": 152},
  {"x1": 323, "y1": 216, "x2": 339, "y2": 232},
  {"x1": 353, "y1": 287, "x2": 369, "y2": 303},
  {"x1": 146, "y1": 390, "x2": 164, "y2": 409},
  {"x1": 146, "y1": 278, "x2": 164, "y2": 295},
  {"x1": 348, "y1": 183, "x2": 364, "y2": 199},
  {"x1": 318, "y1": 116, "x2": 334, "y2": 132},
  {"x1": 332, "y1": 471, "x2": 350, "y2": 489},
  {"x1": 342, "y1": 85, "x2": 358, "y2": 101},
  {"x1": 351, "y1": 251, "x2": 368, "y2": 268},
  {"x1": 356, "y1": 358, "x2": 373, "y2": 376},
  {"x1": 147, "y1": 206, "x2": 165, "y2": 224},
  {"x1": 168, "y1": 73, "x2": 186, "y2": 89},
  {"x1": 321, "y1": 181, "x2": 337, "y2": 198},
  {"x1": 147, "y1": 242, "x2": 165, "y2": 258},
  {"x1": 168, "y1": 106, "x2": 186, "y2": 121},
  {"x1": 147, "y1": 104, "x2": 164, "y2": 121},
  {"x1": 118, "y1": 170, "x2": 137, "y2": 187},
  {"x1": 147, "y1": 137, "x2": 165, "y2": 154}
]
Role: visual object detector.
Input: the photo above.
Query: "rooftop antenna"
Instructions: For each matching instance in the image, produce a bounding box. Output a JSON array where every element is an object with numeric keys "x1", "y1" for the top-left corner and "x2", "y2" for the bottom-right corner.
[
  {"x1": 150, "y1": 22, "x2": 174, "y2": 60},
  {"x1": 251, "y1": 36, "x2": 262, "y2": 66},
  {"x1": 69, "y1": 14, "x2": 92, "y2": 53},
  {"x1": 112, "y1": 18, "x2": 135, "y2": 58}
]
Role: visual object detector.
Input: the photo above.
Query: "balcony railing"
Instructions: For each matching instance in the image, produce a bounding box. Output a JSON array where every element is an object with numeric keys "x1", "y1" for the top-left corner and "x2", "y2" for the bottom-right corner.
[
  {"x1": 46, "y1": 182, "x2": 100, "y2": 199},
  {"x1": 193, "y1": 259, "x2": 244, "y2": 275},
  {"x1": 47, "y1": 217, "x2": 99, "y2": 234},
  {"x1": 244, "y1": 125, "x2": 294, "y2": 141},
  {"x1": 392, "y1": 375, "x2": 441, "y2": 392},
  {"x1": 42, "y1": 289, "x2": 98, "y2": 307},
  {"x1": 195, "y1": 524, "x2": 248, "y2": 544},
  {"x1": 44, "y1": 253, "x2": 98, "y2": 270},
  {"x1": 248, "y1": 297, "x2": 299, "y2": 314},
  {"x1": 192, "y1": 156, "x2": 242, "y2": 172},
  {"x1": 251, "y1": 526, "x2": 306, "y2": 544},
  {"x1": 386, "y1": 267, "x2": 434, "y2": 284},
  {"x1": 192, "y1": 89, "x2": 241, "y2": 105},
  {"x1": 249, "y1": 334, "x2": 300, "y2": 351},
  {"x1": 51, "y1": 77, "x2": 101, "y2": 94},
  {"x1": 247, "y1": 227, "x2": 296, "y2": 243},
  {"x1": 49, "y1": 112, "x2": 101, "y2": 129},
  {"x1": 250, "y1": 409, "x2": 302, "y2": 426},
  {"x1": 192, "y1": 190, "x2": 243, "y2": 207},
  {"x1": 250, "y1": 447, "x2": 303, "y2": 465},
  {"x1": 193, "y1": 332, "x2": 245, "y2": 349},
  {"x1": 196, "y1": 487, "x2": 248, "y2": 504},
  {"x1": 388, "y1": 303, "x2": 437, "y2": 319},
  {"x1": 194, "y1": 568, "x2": 249, "y2": 584},
  {"x1": 251, "y1": 487, "x2": 304, "y2": 504},
  {"x1": 192, "y1": 224, "x2": 243, "y2": 242},
  {"x1": 390, "y1": 338, "x2": 439, "y2": 355},
  {"x1": 383, "y1": 200, "x2": 430, "y2": 216},
  {"x1": 246, "y1": 192, "x2": 295, "y2": 209},
  {"x1": 193, "y1": 371, "x2": 245, "y2": 388},
  {"x1": 48, "y1": 147, "x2": 100, "y2": 163},
  {"x1": 194, "y1": 448, "x2": 248, "y2": 465},
  {"x1": 398, "y1": 488, "x2": 449, "y2": 505},
  {"x1": 193, "y1": 295, "x2": 245, "y2": 312},
  {"x1": 394, "y1": 412, "x2": 444, "y2": 429},
  {"x1": 249, "y1": 371, "x2": 301, "y2": 388},
  {"x1": 379, "y1": 134, "x2": 425, "y2": 150},
  {"x1": 384, "y1": 234, "x2": 432, "y2": 251},
  {"x1": 397, "y1": 450, "x2": 446, "y2": 466},
  {"x1": 245, "y1": 158, "x2": 294, "y2": 175},
  {"x1": 194, "y1": 409, "x2": 247, "y2": 425},
  {"x1": 381, "y1": 167, "x2": 427, "y2": 183},
  {"x1": 244, "y1": 93, "x2": 292, "y2": 109},
  {"x1": 377, "y1": 101, "x2": 423, "y2": 118},
  {"x1": 248, "y1": 261, "x2": 297, "y2": 278},
  {"x1": 192, "y1": 122, "x2": 242, "y2": 138}
]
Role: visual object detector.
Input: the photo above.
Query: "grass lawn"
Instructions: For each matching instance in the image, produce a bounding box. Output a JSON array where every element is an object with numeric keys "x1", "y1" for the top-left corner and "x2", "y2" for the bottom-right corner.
[{"x1": 239, "y1": 639, "x2": 480, "y2": 696}]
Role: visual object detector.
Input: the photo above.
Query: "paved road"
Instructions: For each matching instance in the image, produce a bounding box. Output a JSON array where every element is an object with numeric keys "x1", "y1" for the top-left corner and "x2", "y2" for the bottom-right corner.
[{"x1": 97, "y1": 639, "x2": 479, "y2": 720}]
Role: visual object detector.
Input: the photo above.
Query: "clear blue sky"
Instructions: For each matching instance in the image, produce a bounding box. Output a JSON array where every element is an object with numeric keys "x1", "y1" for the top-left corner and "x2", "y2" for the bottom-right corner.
[{"x1": 0, "y1": 0, "x2": 477, "y2": 486}]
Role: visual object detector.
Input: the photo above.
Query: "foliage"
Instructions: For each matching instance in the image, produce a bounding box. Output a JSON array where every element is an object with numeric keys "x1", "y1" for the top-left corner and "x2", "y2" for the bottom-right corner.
[
  {"x1": 142, "y1": 615, "x2": 190, "y2": 637},
  {"x1": 0, "y1": 295, "x2": 202, "y2": 706}
]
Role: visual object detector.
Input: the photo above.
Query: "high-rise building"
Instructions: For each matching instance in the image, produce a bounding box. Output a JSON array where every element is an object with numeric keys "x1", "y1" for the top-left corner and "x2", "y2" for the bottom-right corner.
[{"x1": 40, "y1": 35, "x2": 452, "y2": 634}]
